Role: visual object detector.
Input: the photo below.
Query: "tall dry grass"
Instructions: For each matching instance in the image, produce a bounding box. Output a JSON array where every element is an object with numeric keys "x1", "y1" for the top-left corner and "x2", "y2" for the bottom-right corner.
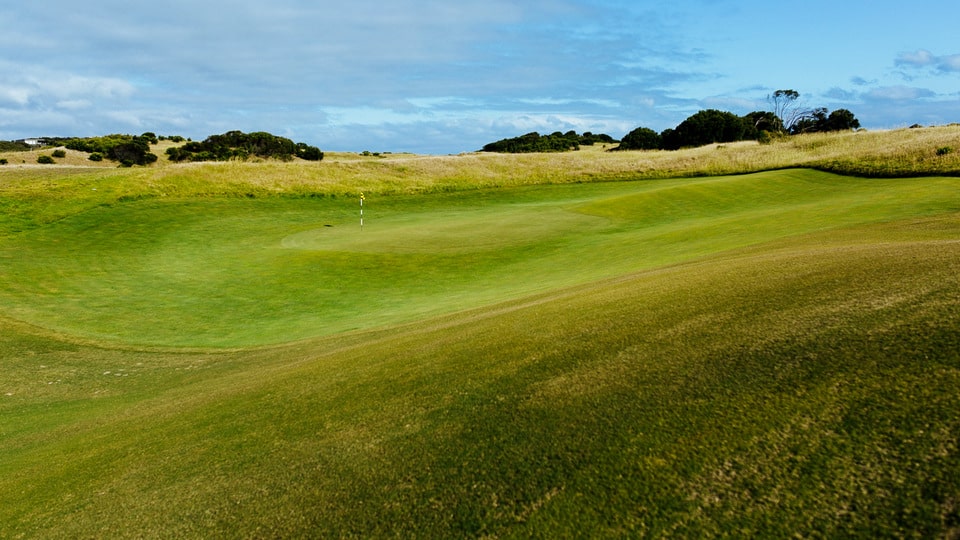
[{"x1": 3, "y1": 126, "x2": 960, "y2": 200}]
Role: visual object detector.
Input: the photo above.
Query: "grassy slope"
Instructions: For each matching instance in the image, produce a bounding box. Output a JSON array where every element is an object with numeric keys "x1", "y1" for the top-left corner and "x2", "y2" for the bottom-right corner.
[
  {"x1": 1, "y1": 125, "x2": 959, "y2": 233},
  {"x1": 2, "y1": 170, "x2": 958, "y2": 347},
  {"x1": 2, "y1": 216, "x2": 958, "y2": 537},
  {"x1": 2, "y1": 129, "x2": 960, "y2": 537}
]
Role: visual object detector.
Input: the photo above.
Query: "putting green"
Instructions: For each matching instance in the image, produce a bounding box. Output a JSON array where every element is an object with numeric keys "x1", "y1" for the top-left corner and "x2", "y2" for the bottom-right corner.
[
  {"x1": 280, "y1": 205, "x2": 607, "y2": 254},
  {"x1": 1, "y1": 170, "x2": 957, "y2": 348}
]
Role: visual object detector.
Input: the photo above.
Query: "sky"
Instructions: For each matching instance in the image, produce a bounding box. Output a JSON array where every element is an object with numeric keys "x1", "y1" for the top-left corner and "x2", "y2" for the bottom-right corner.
[{"x1": 2, "y1": 0, "x2": 959, "y2": 154}]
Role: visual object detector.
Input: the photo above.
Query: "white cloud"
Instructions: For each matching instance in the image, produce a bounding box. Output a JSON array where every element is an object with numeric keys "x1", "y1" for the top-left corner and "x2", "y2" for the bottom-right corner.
[
  {"x1": 6, "y1": 2, "x2": 960, "y2": 152},
  {"x1": 0, "y1": 87, "x2": 32, "y2": 106},
  {"x1": 0, "y1": 63, "x2": 136, "y2": 105},
  {"x1": 896, "y1": 49, "x2": 960, "y2": 73},
  {"x1": 940, "y1": 54, "x2": 960, "y2": 73},
  {"x1": 104, "y1": 110, "x2": 145, "y2": 128},
  {"x1": 701, "y1": 96, "x2": 760, "y2": 113},
  {"x1": 56, "y1": 100, "x2": 93, "y2": 110},
  {"x1": 824, "y1": 87, "x2": 857, "y2": 101},
  {"x1": 516, "y1": 98, "x2": 621, "y2": 109},
  {"x1": 896, "y1": 49, "x2": 936, "y2": 67},
  {"x1": 866, "y1": 86, "x2": 936, "y2": 101}
]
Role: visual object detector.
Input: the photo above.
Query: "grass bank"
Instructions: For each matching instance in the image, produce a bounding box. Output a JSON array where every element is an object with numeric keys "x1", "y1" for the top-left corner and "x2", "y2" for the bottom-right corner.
[
  {"x1": 2, "y1": 212, "x2": 958, "y2": 537},
  {"x1": 2, "y1": 126, "x2": 959, "y2": 235},
  {"x1": 2, "y1": 170, "x2": 958, "y2": 347}
]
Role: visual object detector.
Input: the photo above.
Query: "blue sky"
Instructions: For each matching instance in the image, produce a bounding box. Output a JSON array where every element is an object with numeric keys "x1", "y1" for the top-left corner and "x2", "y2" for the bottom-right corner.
[{"x1": 2, "y1": 0, "x2": 959, "y2": 154}]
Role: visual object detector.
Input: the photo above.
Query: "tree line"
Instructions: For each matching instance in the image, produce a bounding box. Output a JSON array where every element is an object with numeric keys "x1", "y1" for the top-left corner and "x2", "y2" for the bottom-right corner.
[
  {"x1": 481, "y1": 131, "x2": 618, "y2": 153},
  {"x1": 53, "y1": 131, "x2": 323, "y2": 166},
  {"x1": 482, "y1": 90, "x2": 860, "y2": 153},
  {"x1": 165, "y1": 131, "x2": 323, "y2": 162},
  {"x1": 65, "y1": 133, "x2": 161, "y2": 166}
]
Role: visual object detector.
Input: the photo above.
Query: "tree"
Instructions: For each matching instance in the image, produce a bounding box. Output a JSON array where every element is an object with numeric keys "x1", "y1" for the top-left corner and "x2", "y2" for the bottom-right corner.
[
  {"x1": 482, "y1": 131, "x2": 583, "y2": 153},
  {"x1": 107, "y1": 137, "x2": 158, "y2": 166},
  {"x1": 790, "y1": 107, "x2": 827, "y2": 134},
  {"x1": 790, "y1": 107, "x2": 861, "y2": 134},
  {"x1": 296, "y1": 142, "x2": 324, "y2": 161},
  {"x1": 768, "y1": 89, "x2": 806, "y2": 133},
  {"x1": 663, "y1": 109, "x2": 745, "y2": 150},
  {"x1": 164, "y1": 131, "x2": 323, "y2": 162},
  {"x1": 616, "y1": 126, "x2": 662, "y2": 150},
  {"x1": 580, "y1": 132, "x2": 617, "y2": 145},
  {"x1": 63, "y1": 134, "x2": 158, "y2": 165},
  {"x1": 742, "y1": 111, "x2": 784, "y2": 138},
  {"x1": 826, "y1": 108, "x2": 860, "y2": 131}
]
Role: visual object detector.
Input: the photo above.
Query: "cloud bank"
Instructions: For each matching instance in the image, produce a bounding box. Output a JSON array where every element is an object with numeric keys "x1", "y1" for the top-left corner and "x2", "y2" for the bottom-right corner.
[{"x1": 3, "y1": 1, "x2": 960, "y2": 153}]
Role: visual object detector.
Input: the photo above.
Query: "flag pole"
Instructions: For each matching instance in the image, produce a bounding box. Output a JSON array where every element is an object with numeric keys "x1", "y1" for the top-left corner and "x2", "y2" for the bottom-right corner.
[{"x1": 360, "y1": 192, "x2": 365, "y2": 230}]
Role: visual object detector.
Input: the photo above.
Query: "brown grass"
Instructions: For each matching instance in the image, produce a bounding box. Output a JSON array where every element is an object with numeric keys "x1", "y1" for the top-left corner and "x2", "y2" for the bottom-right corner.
[{"x1": 3, "y1": 126, "x2": 960, "y2": 199}]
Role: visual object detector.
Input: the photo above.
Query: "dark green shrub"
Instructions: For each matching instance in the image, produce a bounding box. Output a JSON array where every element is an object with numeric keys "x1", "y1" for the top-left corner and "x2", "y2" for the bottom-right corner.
[
  {"x1": 482, "y1": 131, "x2": 582, "y2": 153},
  {"x1": 936, "y1": 146, "x2": 953, "y2": 156},
  {"x1": 664, "y1": 109, "x2": 746, "y2": 150},
  {"x1": 52, "y1": 149, "x2": 67, "y2": 158},
  {"x1": 89, "y1": 152, "x2": 104, "y2": 162},
  {"x1": 37, "y1": 155, "x2": 55, "y2": 164},
  {"x1": 164, "y1": 131, "x2": 321, "y2": 162},
  {"x1": 0, "y1": 158, "x2": 8, "y2": 165},
  {"x1": 580, "y1": 132, "x2": 617, "y2": 145},
  {"x1": 0, "y1": 140, "x2": 31, "y2": 151},
  {"x1": 296, "y1": 142, "x2": 324, "y2": 161},
  {"x1": 617, "y1": 127, "x2": 662, "y2": 150}
]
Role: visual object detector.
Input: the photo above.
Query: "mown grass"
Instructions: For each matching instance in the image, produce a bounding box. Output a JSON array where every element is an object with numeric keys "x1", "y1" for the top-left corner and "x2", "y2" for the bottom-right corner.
[
  {"x1": 2, "y1": 170, "x2": 958, "y2": 347},
  {"x1": 1, "y1": 131, "x2": 960, "y2": 537},
  {"x1": 1, "y1": 214, "x2": 958, "y2": 537}
]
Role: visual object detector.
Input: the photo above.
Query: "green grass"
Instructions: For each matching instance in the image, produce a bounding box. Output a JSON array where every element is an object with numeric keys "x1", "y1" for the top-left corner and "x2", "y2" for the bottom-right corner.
[
  {"x1": 2, "y1": 170, "x2": 958, "y2": 347},
  {"x1": 2, "y1": 125, "x2": 959, "y2": 238},
  {"x1": 1, "y1": 161, "x2": 959, "y2": 536}
]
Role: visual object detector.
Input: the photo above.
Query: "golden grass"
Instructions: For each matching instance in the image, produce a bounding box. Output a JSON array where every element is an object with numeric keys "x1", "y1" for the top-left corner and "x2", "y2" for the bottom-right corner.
[
  {"x1": 167, "y1": 125, "x2": 960, "y2": 196},
  {"x1": 3, "y1": 126, "x2": 960, "y2": 201}
]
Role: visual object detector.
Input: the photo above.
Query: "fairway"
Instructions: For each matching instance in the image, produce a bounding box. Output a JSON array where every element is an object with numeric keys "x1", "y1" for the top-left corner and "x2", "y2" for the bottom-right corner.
[
  {"x1": 1, "y1": 169, "x2": 958, "y2": 347},
  {"x1": 2, "y1": 166, "x2": 959, "y2": 537}
]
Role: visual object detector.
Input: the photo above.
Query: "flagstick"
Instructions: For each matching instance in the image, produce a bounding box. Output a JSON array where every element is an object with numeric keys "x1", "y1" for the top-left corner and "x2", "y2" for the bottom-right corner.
[{"x1": 360, "y1": 192, "x2": 364, "y2": 230}]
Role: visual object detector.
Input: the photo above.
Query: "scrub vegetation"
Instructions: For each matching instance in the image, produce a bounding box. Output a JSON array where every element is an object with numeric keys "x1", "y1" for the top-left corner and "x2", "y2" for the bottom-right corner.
[{"x1": 1, "y1": 125, "x2": 959, "y2": 537}]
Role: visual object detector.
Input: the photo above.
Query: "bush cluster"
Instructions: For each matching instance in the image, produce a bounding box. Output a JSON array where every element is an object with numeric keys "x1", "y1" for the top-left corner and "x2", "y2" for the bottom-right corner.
[
  {"x1": 0, "y1": 140, "x2": 32, "y2": 152},
  {"x1": 617, "y1": 107, "x2": 860, "y2": 151},
  {"x1": 483, "y1": 89, "x2": 861, "y2": 154},
  {"x1": 789, "y1": 108, "x2": 861, "y2": 135},
  {"x1": 64, "y1": 133, "x2": 159, "y2": 166},
  {"x1": 481, "y1": 131, "x2": 617, "y2": 153},
  {"x1": 165, "y1": 131, "x2": 323, "y2": 162}
]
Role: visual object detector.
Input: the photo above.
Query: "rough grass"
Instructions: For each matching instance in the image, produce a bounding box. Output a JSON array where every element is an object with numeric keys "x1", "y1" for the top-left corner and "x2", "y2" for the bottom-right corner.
[{"x1": 2, "y1": 126, "x2": 959, "y2": 236}]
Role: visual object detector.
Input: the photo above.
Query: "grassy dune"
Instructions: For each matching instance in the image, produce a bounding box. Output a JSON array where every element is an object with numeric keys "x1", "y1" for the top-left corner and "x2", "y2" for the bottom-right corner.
[
  {"x1": 1, "y1": 130, "x2": 960, "y2": 537},
  {"x1": 2, "y1": 125, "x2": 959, "y2": 232},
  {"x1": 2, "y1": 170, "x2": 958, "y2": 347}
]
